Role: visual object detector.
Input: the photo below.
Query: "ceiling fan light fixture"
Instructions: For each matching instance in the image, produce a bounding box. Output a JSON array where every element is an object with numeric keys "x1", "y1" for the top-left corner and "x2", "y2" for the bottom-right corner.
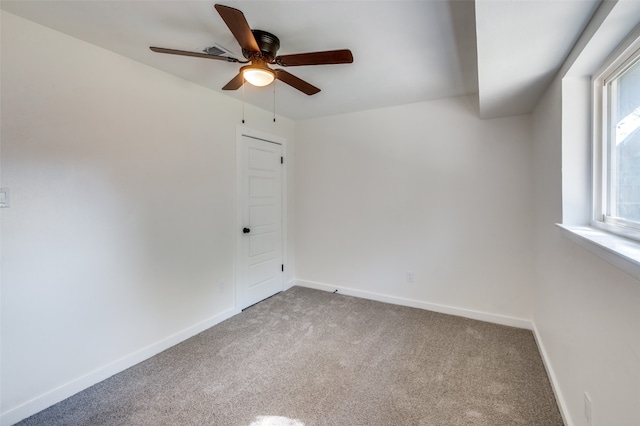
[
  {"x1": 242, "y1": 65, "x2": 275, "y2": 87},
  {"x1": 152, "y1": 5, "x2": 353, "y2": 95}
]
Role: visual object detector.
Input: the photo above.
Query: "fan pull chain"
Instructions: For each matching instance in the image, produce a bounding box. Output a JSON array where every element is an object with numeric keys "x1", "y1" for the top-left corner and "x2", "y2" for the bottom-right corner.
[
  {"x1": 241, "y1": 77, "x2": 245, "y2": 124},
  {"x1": 273, "y1": 82, "x2": 276, "y2": 123}
]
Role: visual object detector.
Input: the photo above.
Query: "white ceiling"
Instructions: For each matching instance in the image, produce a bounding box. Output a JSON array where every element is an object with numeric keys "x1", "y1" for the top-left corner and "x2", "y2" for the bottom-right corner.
[
  {"x1": 476, "y1": 0, "x2": 600, "y2": 119},
  {"x1": 1, "y1": 0, "x2": 600, "y2": 120}
]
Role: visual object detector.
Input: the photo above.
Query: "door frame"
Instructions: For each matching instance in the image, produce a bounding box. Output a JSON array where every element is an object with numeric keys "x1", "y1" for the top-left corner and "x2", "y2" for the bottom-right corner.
[{"x1": 235, "y1": 125, "x2": 288, "y2": 310}]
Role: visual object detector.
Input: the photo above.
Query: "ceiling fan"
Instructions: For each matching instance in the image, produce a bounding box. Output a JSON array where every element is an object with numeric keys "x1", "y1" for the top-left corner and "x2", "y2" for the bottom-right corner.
[{"x1": 150, "y1": 4, "x2": 354, "y2": 95}]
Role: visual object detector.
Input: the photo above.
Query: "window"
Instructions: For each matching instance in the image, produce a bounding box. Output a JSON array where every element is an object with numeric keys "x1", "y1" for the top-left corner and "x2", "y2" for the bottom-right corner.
[
  {"x1": 557, "y1": 9, "x2": 640, "y2": 278},
  {"x1": 593, "y1": 35, "x2": 640, "y2": 240}
]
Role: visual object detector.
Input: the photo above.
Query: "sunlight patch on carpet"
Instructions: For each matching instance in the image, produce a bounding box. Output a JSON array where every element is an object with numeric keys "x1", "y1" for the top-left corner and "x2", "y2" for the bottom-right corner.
[{"x1": 249, "y1": 415, "x2": 305, "y2": 426}]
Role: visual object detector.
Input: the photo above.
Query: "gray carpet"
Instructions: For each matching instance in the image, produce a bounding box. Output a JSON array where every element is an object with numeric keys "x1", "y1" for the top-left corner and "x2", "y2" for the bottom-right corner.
[{"x1": 17, "y1": 286, "x2": 563, "y2": 425}]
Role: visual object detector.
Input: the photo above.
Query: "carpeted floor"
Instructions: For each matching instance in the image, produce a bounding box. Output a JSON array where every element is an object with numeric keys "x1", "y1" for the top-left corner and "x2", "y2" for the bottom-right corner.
[{"x1": 17, "y1": 286, "x2": 563, "y2": 425}]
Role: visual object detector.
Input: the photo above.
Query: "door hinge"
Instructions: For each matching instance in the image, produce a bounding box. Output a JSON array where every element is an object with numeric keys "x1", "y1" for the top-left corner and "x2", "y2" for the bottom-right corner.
[
  {"x1": 281, "y1": 264, "x2": 284, "y2": 272},
  {"x1": 281, "y1": 156, "x2": 284, "y2": 164}
]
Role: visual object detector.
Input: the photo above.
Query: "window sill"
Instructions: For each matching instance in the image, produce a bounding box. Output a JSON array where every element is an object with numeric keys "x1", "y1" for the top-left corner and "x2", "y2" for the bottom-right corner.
[{"x1": 556, "y1": 224, "x2": 640, "y2": 281}]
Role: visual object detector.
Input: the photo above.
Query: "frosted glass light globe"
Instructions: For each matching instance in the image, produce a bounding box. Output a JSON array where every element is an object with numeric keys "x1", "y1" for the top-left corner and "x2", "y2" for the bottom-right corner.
[{"x1": 243, "y1": 67, "x2": 275, "y2": 87}]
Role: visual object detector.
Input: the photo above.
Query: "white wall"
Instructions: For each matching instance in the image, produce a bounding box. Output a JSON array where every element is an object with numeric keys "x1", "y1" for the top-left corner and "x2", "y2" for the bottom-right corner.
[
  {"x1": 532, "y1": 73, "x2": 640, "y2": 426},
  {"x1": 294, "y1": 96, "x2": 534, "y2": 324},
  {"x1": 0, "y1": 12, "x2": 295, "y2": 424},
  {"x1": 529, "y1": 3, "x2": 640, "y2": 424}
]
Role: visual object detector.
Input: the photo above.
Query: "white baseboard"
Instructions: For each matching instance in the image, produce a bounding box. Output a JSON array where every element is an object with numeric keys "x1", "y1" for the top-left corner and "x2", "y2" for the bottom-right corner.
[
  {"x1": 293, "y1": 279, "x2": 533, "y2": 330},
  {"x1": 532, "y1": 323, "x2": 573, "y2": 426},
  {"x1": 1, "y1": 306, "x2": 240, "y2": 426}
]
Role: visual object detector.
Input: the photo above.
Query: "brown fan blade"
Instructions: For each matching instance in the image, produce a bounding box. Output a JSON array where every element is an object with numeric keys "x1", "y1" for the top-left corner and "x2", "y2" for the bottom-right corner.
[
  {"x1": 150, "y1": 47, "x2": 243, "y2": 62},
  {"x1": 222, "y1": 73, "x2": 245, "y2": 91},
  {"x1": 214, "y1": 4, "x2": 260, "y2": 53},
  {"x1": 275, "y1": 69, "x2": 320, "y2": 95},
  {"x1": 276, "y1": 49, "x2": 353, "y2": 67}
]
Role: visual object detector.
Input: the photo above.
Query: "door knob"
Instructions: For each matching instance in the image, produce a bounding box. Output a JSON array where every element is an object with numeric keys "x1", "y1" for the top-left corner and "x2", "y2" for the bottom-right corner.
[{"x1": 243, "y1": 227, "x2": 251, "y2": 234}]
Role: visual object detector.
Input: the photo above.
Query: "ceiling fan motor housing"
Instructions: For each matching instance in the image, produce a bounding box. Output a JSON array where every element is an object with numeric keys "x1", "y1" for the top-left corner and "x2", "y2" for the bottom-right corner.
[{"x1": 244, "y1": 30, "x2": 281, "y2": 62}]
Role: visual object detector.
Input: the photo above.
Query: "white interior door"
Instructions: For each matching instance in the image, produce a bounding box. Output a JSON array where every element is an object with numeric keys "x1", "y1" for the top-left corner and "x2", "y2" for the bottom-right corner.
[{"x1": 237, "y1": 134, "x2": 284, "y2": 309}]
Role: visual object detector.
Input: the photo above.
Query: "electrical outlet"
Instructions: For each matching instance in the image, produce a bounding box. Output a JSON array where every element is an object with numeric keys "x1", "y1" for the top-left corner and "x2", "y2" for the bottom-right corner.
[
  {"x1": 406, "y1": 271, "x2": 414, "y2": 283},
  {"x1": 584, "y1": 392, "x2": 592, "y2": 425}
]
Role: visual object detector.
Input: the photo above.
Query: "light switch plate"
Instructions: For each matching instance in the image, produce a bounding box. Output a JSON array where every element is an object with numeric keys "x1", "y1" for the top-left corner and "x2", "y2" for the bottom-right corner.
[{"x1": 0, "y1": 188, "x2": 10, "y2": 208}]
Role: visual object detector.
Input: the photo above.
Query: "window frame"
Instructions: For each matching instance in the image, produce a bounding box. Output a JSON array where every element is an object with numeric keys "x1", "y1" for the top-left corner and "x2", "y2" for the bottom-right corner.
[{"x1": 592, "y1": 34, "x2": 640, "y2": 241}]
